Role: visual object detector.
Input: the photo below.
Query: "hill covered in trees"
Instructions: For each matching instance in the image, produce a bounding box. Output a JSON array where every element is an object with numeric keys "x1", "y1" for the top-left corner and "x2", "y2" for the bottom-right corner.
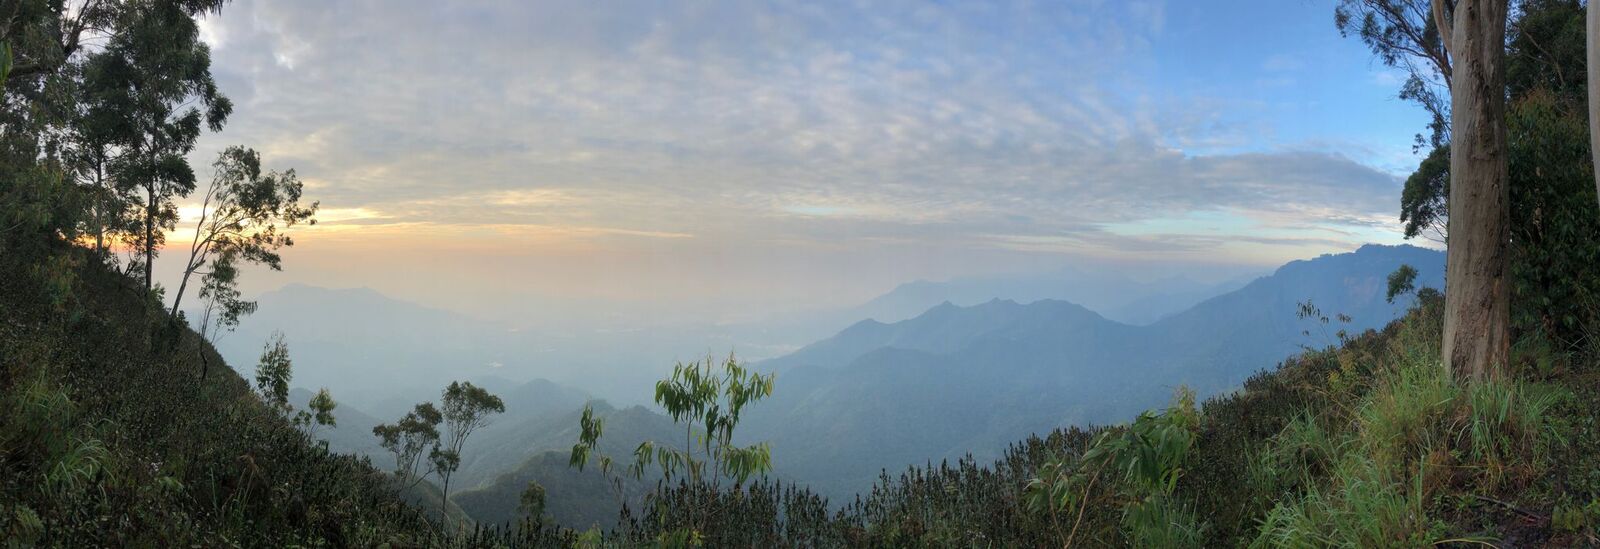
[{"x1": 0, "y1": 249, "x2": 446, "y2": 545}]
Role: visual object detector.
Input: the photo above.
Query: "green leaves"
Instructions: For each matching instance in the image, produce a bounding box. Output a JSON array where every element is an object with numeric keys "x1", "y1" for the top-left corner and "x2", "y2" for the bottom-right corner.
[
  {"x1": 308, "y1": 388, "x2": 337, "y2": 428},
  {"x1": 254, "y1": 331, "x2": 294, "y2": 414},
  {"x1": 518, "y1": 481, "x2": 547, "y2": 521},
  {"x1": 1386, "y1": 264, "x2": 1419, "y2": 305},
  {"x1": 1399, "y1": 146, "x2": 1449, "y2": 242},
  {"x1": 570, "y1": 404, "x2": 605, "y2": 472},
  {"x1": 643, "y1": 353, "x2": 776, "y2": 486},
  {"x1": 429, "y1": 447, "x2": 460, "y2": 477},
  {"x1": 374, "y1": 401, "x2": 443, "y2": 490},
  {"x1": 433, "y1": 380, "x2": 503, "y2": 520},
  {"x1": 1502, "y1": 90, "x2": 1600, "y2": 348},
  {"x1": 175, "y1": 146, "x2": 318, "y2": 324},
  {"x1": 1025, "y1": 387, "x2": 1203, "y2": 546},
  {"x1": 1388, "y1": 0, "x2": 1600, "y2": 351},
  {"x1": 568, "y1": 353, "x2": 778, "y2": 543}
]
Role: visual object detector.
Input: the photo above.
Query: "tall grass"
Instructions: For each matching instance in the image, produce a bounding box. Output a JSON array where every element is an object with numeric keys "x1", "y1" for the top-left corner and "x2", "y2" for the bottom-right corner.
[{"x1": 1251, "y1": 304, "x2": 1565, "y2": 547}]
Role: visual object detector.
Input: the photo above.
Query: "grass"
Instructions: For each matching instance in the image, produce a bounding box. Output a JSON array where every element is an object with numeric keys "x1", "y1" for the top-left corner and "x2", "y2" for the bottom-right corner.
[{"x1": 1243, "y1": 296, "x2": 1575, "y2": 548}]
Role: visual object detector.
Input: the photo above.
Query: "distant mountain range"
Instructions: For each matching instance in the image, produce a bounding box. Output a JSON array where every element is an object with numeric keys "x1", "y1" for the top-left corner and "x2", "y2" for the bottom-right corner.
[
  {"x1": 838, "y1": 269, "x2": 1257, "y2": 326},
  {"x1": 255, "y1": 244, "x2": 1443, "y2": 527},
  {"x1": 211, "y1": 257, "x2": 1259, "y2": 413},
  {"x1": 741, "y1": 244, "x2": 1444, "y2": 498}
]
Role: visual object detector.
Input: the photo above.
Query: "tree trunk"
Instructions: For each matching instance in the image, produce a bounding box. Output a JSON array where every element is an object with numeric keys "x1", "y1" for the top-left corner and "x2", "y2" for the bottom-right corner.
[
  {"x1": 1441, "y1": 0, "x2": 1511, "y2": 382},
  {"x1": 440, "y1": 475, "x2": 451, "y2": 529},
  {"x1": 170, "y1": 263, "x2": 193, "y2": 318},
  {"x1": 144, "y1": 187, "x2": 155, "y2": 292},
  {"x1": 92, "y1": 161, "x2": 105, "y2": 257},
  {"x1": 1589, "y1": 0, "x2": 1600, "y2": 210}
]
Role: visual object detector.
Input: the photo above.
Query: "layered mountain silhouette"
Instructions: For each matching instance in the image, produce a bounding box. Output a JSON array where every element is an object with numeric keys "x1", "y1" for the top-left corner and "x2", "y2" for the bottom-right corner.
[
  {"x1": 264, "y1": 244, "x2": 1444, "y2": 525},
  {"x1": 742, "y1": 244, "x2": 1444, "y2": 498}
]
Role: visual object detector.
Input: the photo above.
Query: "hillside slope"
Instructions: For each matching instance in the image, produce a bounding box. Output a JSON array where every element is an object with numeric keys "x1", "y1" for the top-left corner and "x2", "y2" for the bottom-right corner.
[
  {"x1": 0, "y1": 251, "x2": 448, "y2": 546},
  {"x1": 596, "y1": 293, "x2": 1600, "y2": 547}
]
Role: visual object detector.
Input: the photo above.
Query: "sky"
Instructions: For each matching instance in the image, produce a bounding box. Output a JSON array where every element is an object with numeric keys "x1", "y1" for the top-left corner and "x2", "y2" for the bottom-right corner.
[{"x1": 168, "y1": 0, "x2": 1435, "y2": 322}]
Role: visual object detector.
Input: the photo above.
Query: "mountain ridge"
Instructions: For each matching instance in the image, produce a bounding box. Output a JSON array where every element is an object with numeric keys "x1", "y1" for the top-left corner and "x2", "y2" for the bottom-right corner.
[{"x1": 742, "y1": 244, "x2": 1445, "y2": 499}]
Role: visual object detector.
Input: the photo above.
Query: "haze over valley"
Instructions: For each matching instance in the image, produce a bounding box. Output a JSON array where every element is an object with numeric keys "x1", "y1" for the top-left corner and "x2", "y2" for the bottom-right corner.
[{"x1": 238, "y1": 243, "x2": 1443, "y2": 524}]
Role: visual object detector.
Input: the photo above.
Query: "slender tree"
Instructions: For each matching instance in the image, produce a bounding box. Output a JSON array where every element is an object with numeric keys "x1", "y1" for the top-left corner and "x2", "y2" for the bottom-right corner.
[
  {"x1": 193, "y1": 249, "x2": 253, "y2": 340},
  {"x1": 255, "y1": 331, "x2": 294, "y2": 415},
  {"x1": 373, "y1": 402, "x2": 445, "y2": 490},
  {"x1": 1438, "y1": 0, "x2": 1511, "y2": 381},
  {"x1": 298, "y1": 388, "x2": 338, "y2": 442},
  {"x1": 192, "y1": 249, "x2": 254, "y2": 379},
  {"x1": 435, "y1": 381, "x2": 504, "y2": 524},
  {"x1": 171, "y1": 146, "x2": 317, "y2": 317}
]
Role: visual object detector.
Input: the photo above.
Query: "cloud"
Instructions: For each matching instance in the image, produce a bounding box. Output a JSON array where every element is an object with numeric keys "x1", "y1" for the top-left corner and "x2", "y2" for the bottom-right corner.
[{"x1": 191, "y1": 0, "x2": 1405, "y2": 265}]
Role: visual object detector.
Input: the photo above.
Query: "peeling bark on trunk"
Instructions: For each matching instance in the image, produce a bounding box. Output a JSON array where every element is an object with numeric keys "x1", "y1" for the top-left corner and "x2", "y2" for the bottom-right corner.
[
  {"x1": 1589, "y1": 1, "x2": 1600, "y2": 210},
  {"x1": 1441, "y1": 0, "x2": 1511, "y2": 382}
]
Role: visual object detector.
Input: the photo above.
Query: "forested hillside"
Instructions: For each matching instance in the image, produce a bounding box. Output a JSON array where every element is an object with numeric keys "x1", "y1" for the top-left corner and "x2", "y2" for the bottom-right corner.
[{"x1": 0, "y1": 250, "x2": 443, "y2": 545}]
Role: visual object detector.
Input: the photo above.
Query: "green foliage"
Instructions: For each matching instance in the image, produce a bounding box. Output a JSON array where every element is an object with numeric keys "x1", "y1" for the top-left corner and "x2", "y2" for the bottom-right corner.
[
  {"x1": 253, "y1": 331, "x2": 293, "y2": 414},
  {"x1": 1381, "y1": 0, "x2": 1600, "y2": 352},
  {"x1": 0, "y1": 248, "x2": 444, "y2": 546},
  {"x1": 1, "y1": 41, "x2": 11, "y2": 85},
  {"x1": 634, "y1": 354, "x2": 776, "y2": 487},
  {"x1": 1333, "y1": 0, "x2": 1450, "y2": 149},
  {"x1": 435, "y1": 380, "x2": 504, "y2": 525},
  {"x1": 569, "y1": 354, "x2": 776, "y2": 545},
  {"x1": 1024, "y1": 387, "x2": 1204, "y2": 547},
  {"x1": 0, "y1": 145, "x2": 80, "y2": 259},
  {"x1": 300, "y1": 387, "x2": 338, "y2": 439},
  {"x1": 1399, "y1": 145, "x2": 1448, "y2": 241},
  {"x1": 1551, "y1": 498, "x2": 1600, "y2": 533},
  {"x1": 1250, "y1": 300, "x2": 1566, "y2": 547},
  {"x1": 441, "y1": 381, "x2": 506, "y2": 449},
  {"x1": 1385, "y1": 264, "x2": 1418, "y2": 304},
  {"x1": 1503, "y1": 89, "x2": 1600, "y2": 349},
  {"x1": 193, "y1": 249, "x2": 255, "y2": 344},
  {"x1": 72, "y1": 0, "x2": 232, "y2": 288},
  {"x1": 519, "y1": 481, "x2": 547, "y2": 522},
  {"x1": 1505, "y1": 0, "x2": 1587, "y2": 104},
  {"x1": 374, "y1": 402, "x2": 444, "y2": 487},
  {"x1": 1296, "y1": 298, "x2": 1354, "y2": 350},
  {"x1": 171, "y1": 146, "x2": 318, "y2": 317},
  {"x1": 569, "y1": 404, "x2": 608, "y2": 474},
  {"x1": 1463, "y1": 378, "x2": 1567, "y2": 487}
]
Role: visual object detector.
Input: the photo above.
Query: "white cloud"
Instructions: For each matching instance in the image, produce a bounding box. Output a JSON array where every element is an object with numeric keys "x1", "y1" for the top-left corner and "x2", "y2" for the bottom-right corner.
[{"x1": 191, "y1": 0, "x2": 1405, "y2": 262}]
